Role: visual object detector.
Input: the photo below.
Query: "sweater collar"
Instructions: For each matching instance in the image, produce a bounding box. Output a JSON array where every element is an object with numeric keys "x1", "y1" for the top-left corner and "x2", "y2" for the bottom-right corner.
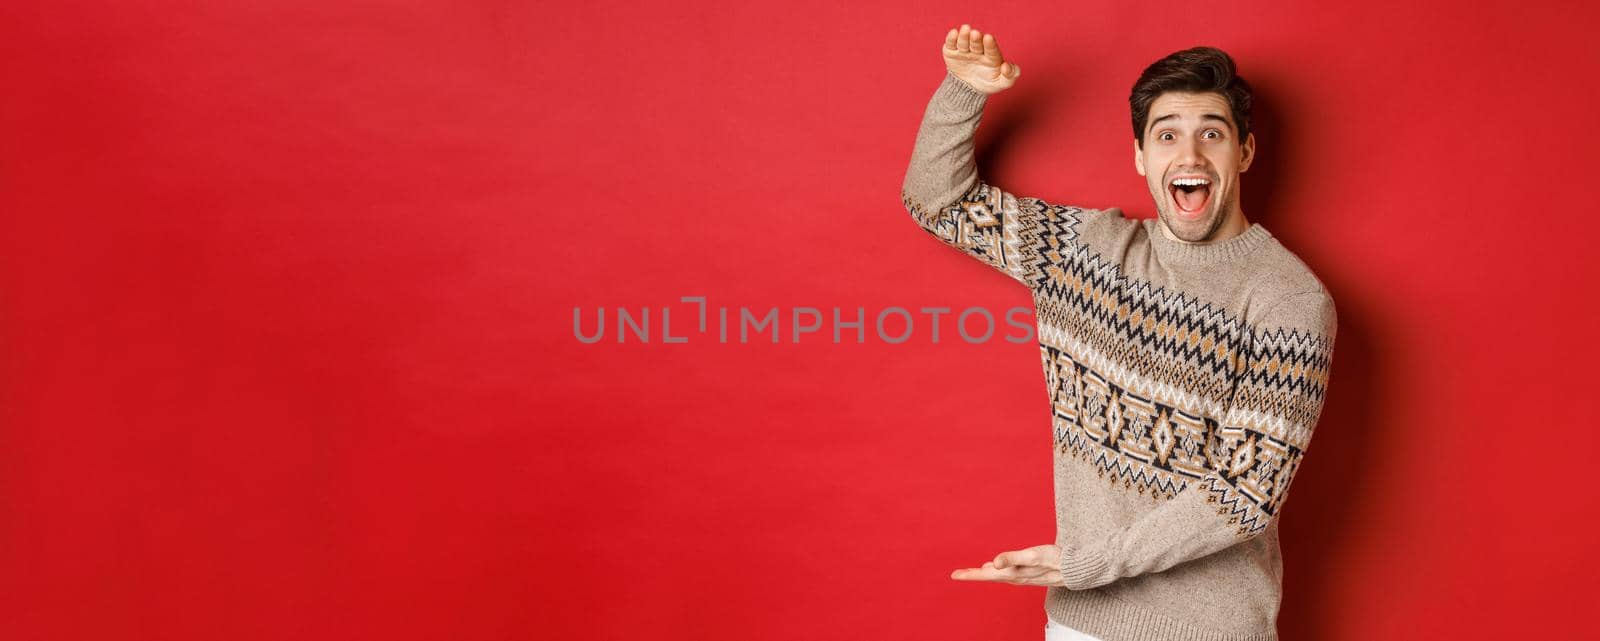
[{"x1": 1144, "y1": 219, "x2": 1273, "y2": 266}]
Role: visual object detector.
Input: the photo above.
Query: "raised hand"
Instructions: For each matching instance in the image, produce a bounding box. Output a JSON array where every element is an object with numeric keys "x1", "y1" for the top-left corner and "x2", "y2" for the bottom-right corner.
[{"x1": 942, "y1": 24, "x2": 1022, "y2": 95}]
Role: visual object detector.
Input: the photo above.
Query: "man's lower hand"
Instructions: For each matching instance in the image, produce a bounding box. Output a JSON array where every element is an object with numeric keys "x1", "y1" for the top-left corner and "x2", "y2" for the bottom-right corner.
[{"x1": 950, "y1": 544, "x2": 1063, "y2": 586}]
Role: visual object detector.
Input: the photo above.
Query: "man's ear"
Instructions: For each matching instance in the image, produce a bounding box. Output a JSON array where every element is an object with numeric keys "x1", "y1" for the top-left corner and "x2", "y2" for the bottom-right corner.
[
  {"x1": 1240, "y1": 132, "x2": 1256, "y2": 173},
  {"x1": 1133, "y1": 138, "x2": 1145, "y2": 176}
]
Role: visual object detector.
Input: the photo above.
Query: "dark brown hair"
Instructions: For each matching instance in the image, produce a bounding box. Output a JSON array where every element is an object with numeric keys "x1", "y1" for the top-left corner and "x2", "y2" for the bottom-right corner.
[{"x1": 1130, "y1": 46, "x2": 1253, "y2": 149}]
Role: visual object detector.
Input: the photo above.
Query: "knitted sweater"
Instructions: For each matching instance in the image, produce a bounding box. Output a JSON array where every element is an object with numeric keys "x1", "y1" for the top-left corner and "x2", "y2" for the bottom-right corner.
[{"x1": 900, "y1": 71, "x2": 1337, "y2": 641}]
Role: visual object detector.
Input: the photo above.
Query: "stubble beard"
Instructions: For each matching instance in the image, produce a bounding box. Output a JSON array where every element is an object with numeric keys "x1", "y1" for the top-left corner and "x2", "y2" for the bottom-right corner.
[{"x1": 1157, "y1": 188, "x2": 1230, "y2": 243}]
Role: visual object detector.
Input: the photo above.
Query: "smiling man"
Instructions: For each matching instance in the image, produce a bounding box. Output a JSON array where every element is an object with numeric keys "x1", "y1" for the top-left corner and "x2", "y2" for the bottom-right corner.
[{"x1": 900, "y1": 26, "x2": 1337, "y2": 641}]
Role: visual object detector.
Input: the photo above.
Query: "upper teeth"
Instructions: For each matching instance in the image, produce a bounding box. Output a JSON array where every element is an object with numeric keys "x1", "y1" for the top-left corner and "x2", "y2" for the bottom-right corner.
[{"x1": 1173, "y1": 178, "x2": 1210, "y2": 186}]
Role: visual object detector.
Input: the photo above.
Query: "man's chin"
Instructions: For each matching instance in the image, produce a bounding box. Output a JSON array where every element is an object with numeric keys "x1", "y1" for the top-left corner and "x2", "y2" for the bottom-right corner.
[{"x1": 1159, "y1": 210, "x2": 1217, "y2": 243}]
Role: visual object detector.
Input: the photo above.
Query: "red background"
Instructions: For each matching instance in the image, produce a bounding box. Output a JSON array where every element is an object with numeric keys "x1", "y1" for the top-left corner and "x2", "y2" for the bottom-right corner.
[{"x1": 2, "y1": 1, "x2": 1596, "y2": 639}]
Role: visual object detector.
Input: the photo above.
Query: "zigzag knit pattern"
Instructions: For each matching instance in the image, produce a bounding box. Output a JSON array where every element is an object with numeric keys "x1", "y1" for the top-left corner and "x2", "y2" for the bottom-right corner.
[
  {"x1": 899, "y1": 180, "x2": 1039, "y2": 284},
  {"x1": 908, "y1": 179, "x2": 1333, "y2": 539}
]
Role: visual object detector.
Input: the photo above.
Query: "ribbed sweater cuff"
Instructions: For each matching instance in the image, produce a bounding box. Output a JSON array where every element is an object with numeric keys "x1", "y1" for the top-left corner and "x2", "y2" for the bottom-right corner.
[
  {"x1": 1060, "y1": 546, "x2": 1110, "y2": 591},
  {"x1": 933, "y1": 70, "x2": 988, "y2": 113}
]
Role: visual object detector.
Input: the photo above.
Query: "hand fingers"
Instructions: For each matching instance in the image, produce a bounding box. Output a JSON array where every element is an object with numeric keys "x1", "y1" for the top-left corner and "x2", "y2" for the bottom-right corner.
[
  {"x1": 956, "y1": 24, "x2": 972, "y2": 53},
  {"x1": 974, "y1": 559, "x2": 1051, "y2": 577},
  {"x1": 952, "y1": 565, "x2": 1007, "y2": 581},
  {"x1": 1004, "y1": 563, "x2": 1054, "y2": 579},
  {"x1": 951, "y1": 564, "x2": 1057, "y2": 584},
  {"x1": 983, "y1": 33, "x2": 1002, "y2": 62},
  {"x1": 945, "y1": 28, "x2": 958, "y2": 51},
  {"x1": 969, "y1": 28, "x2": 985, "y2": 55},
  {"x1": 955, "y1": 545, "x2": 1062, "y2": 584},
  {"x1": 995, "y1": 548, "x2": 1043, "y2": 569}
]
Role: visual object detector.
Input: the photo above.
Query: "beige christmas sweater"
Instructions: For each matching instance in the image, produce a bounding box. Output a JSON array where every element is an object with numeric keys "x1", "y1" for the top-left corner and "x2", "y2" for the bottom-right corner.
[{"x1": 901, "y1": 71, "x2": 1338, "y2": 641}]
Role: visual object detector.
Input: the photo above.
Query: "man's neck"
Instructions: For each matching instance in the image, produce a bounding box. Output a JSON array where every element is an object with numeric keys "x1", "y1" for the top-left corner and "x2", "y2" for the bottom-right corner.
[{"x1": 1158, "y1": 210, "x2": 1251, "y2": 245}]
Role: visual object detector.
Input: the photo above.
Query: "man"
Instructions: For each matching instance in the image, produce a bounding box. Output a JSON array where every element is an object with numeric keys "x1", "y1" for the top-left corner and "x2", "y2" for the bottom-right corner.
[{"x1": 900, "y1": 25, "x2": 1337, "y2": 641}]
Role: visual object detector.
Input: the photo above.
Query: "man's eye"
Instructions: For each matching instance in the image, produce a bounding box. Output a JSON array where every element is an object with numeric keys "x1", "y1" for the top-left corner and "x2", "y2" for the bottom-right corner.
[
  {"x1": 1159, "y1": 132, "x2": 1174, "y2": 141},
  {"x1": 1204, "y1": 130, "x2": 1221, "y2": 139}
]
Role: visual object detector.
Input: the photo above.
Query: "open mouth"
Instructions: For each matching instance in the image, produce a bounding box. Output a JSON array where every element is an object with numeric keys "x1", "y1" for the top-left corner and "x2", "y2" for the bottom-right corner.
[{"x1": 1167, "y1": 176, "x2": 1212, "y2": 219}]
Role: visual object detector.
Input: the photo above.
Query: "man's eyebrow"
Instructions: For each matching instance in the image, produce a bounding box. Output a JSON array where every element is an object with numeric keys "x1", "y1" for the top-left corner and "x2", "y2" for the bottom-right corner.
[{"x1": 1149, "y1": 113, "x2": 1235, "y2": 130}]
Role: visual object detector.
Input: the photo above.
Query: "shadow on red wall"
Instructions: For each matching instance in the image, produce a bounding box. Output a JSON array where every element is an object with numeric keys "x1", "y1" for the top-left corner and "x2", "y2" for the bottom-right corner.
[{"x1": 1247, "y1": 81, "x2": 1393, "y2": 640}]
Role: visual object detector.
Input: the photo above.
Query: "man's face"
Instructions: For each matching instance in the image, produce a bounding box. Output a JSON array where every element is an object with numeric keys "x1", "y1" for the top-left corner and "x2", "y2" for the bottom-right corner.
[{"x1": 1134, "y1": 91, "x2": 1255, "y2": 243}]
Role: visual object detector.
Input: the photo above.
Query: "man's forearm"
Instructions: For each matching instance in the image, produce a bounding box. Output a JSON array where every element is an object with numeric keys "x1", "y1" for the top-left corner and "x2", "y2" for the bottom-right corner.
[{"x1": 901, "y1": 71, "x2": 990, "y2": 217}]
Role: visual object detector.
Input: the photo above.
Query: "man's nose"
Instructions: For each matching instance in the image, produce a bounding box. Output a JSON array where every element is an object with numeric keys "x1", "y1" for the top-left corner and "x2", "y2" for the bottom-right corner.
[{"x1": 1176, "y1": 137, "x2": 1204, "y2": 166}]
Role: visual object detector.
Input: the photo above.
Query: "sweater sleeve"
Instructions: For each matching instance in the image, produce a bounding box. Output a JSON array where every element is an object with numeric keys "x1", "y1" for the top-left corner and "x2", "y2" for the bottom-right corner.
[
  {"x1": 900, "y1": 70, "x2": 1052, "y2": 287},
  {"x1": 1057, "y1": 290, "x2": 1338, "y2": 590}
]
